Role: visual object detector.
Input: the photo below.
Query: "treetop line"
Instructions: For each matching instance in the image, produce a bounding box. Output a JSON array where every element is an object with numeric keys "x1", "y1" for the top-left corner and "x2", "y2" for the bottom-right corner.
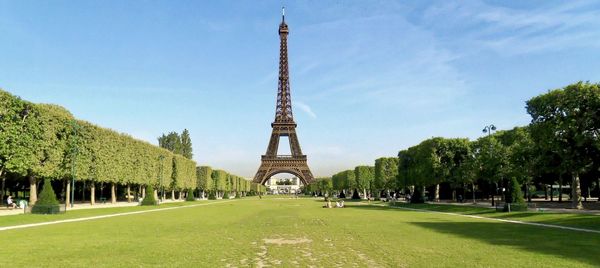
[{"x1": 306, "y1": 82, "x2": 600, "y2": 210}]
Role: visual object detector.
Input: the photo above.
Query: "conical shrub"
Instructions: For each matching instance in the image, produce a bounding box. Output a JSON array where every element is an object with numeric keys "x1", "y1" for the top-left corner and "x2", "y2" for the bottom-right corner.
[
  {"x1": 185, "y1": 188, "x2": 195, "y2": 201},
  {"x1": 32, "y1": 179, "x2": 61, "y2": 214},
  {"x1": 141, "y1": 185, "x2": 157, "y2": 206}
]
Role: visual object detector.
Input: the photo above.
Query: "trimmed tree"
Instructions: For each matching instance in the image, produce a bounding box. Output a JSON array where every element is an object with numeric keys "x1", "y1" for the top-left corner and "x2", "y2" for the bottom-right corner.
[
  {"x1": 141, "y1": 184, "x2": 157, "y2": 206},
  {"x1": 186, "y1": 188, "x2": 195, "y2": 201},
  {"x1": 31, "y1": 179, "x2": 60, "y2": 214}
]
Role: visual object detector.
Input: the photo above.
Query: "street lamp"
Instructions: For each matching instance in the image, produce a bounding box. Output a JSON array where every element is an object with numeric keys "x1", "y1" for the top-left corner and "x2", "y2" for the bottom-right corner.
[
  {"x1": 159, "y1": 155, "x2": 165, "y2": 202},
  {"x1": 20, "y1": 105, "x2": 30, "y2": 123},
  {"x1": 482, "y1": 124, "x2": 496, "y2": 206},
  {"x1": 70, "y1": 120, "x2": 80, "y2": 208}
]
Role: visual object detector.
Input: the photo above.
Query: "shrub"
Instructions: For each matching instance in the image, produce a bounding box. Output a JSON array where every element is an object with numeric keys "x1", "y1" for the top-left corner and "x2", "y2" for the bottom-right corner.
[
  {"x1": 508, "y1": 177, "x2": 525, "y2": 205},
  {"x1": 351, "y1": 189, "x2": 361, "y2": 200},
  {"x1": 141, "y1": 185, "x2": 158, "y2": 206},
  {"x1": 222, "y1": 191, "x2": 230, "y2": 199},
  {"x1": 410, "y1": 187, "x2": 426, "y2": 204},
  {"x1": 208, "y1": 191, "x2": 216, "y2": 200},
  {"x1": 32, "y1": 179, "x2": 61, "y2": 214},
  {"x1": 235, "y1": 191, "x2": 241, "y2": 199},
  {"x1": 185, "y1": 188, "x2": 195, "y2": 201}
]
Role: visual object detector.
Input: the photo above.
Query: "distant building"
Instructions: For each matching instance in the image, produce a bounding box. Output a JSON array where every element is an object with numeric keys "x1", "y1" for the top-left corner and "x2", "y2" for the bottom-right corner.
[{"x1": 266, "y1": 177, "x2": 303, "y2": 194}]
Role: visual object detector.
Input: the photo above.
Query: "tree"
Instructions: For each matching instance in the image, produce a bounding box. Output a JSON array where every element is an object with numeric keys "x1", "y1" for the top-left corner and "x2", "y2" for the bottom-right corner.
[
  {"x1": 31, "y1": 179, "x2": 60, "y2": 214},
  {"x1": 0, "y1": 91, "x2": 37, "y2": 203},
  {"x1": 181, "y1": 129, "x2": 193, "y2": 159},
  {"x1": 141, "y1": 184, "x2": 157, "y2": 206},
  {"x1": 527, "y1": 82, "x2": 600, "y2": 209},
  {"x1": 354, "y1": 166, "x2": 375, "y2": 199},
  {"x1": 472, "y1": 135, "x2": 509, "y2": 203},
  {"x1": 374, "y1": 157, "x2": 399, "y2": 197},
  {"x1": 212, "y1": 170, "x2": 228, "y2": 198},
  {"x1": 197, "y1": 166, "x2": 213, "y2": 198},
  {"x1": 158, "y1": 132, "x2": 182, "y2": 155}
]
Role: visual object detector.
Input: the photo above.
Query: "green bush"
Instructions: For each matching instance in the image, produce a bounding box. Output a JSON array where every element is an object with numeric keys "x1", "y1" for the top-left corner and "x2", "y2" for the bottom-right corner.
[
  {"x1": 185, "y1": 188, "x2": 195, "y2": 201},
  {"x1": 410, "y1": 187, "x2": 426, "y2": 204},
  {"x1": 235, "y1": 191, "x2": 241, "y2": 199},
  {"x1": 141, "y1": 185, "x2": 158, "y2": 206},
  {"x1": 503, "y1": 203, "x2": 528, "y2": 212},
  {"x1": 222, "y1": 191, "x2": 230, "y2": 199},
  {"x1": 32, "y1": 179, "x2": 61, "y2": 214},
  {"x1": 508, "y1": 177, "x2": 525, "y2": 205},
  {"x1": 208, "y1": 191, "x2": 216, "y2": 200},
  {"x1": 351, "y1": 189, "x2": 360, "y2": 200}
]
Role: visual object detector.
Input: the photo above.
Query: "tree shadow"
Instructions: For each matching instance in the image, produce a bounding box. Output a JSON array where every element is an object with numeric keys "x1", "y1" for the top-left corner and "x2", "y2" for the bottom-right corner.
[
  {"x1": 410, "y1": 221, "x2": 600, "y2": 266},
  {"x1": 350, "y1": 203, "x2": 600, "y2": 231},
  {"x1": 342, "y1": 204, "x2": 600, "y2": 265}
]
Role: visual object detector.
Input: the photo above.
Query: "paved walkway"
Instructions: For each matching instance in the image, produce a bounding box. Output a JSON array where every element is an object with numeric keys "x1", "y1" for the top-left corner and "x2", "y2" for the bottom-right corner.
[
  {"x1": 379, "y1": 204, "x2": 600, "y2": 234},
  {"x1": 430, "y1": 200, "x2": 600, "y2": 215},
  {"x1": 0, "y1": 199, "x2": 193, "y2": 217},
  {"x1": 0, "y1": 199, "x2": 236, "y2": 232}
]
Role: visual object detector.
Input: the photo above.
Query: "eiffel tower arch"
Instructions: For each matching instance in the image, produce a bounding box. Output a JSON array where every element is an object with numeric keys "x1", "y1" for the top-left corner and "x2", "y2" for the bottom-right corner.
[{"x1": 253, "y1": 9, "x2": 314, "y2": 186}]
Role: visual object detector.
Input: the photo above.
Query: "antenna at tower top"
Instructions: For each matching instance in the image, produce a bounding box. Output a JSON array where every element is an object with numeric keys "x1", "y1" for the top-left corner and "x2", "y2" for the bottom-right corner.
[{"x1": 282, "y1": 6, "x2": 285, "y2": 22}]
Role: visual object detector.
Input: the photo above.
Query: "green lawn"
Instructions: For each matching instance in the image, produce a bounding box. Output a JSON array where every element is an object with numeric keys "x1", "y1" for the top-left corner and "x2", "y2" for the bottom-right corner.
[{"x1": 1, "y1": 197, "x2": 599, "y2": 267}]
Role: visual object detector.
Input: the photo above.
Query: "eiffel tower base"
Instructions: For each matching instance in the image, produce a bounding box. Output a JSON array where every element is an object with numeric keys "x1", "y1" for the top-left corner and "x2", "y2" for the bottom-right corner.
[{"x1": 253, "y1": 156, "x2": 314, "y2": 185}]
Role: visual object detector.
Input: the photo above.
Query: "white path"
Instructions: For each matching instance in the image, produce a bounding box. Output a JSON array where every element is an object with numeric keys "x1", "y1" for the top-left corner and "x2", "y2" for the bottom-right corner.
[
  {"x1": 383, "y1": 204, "x2": 600, "y2": 234},
  {"x1": 0, "y1": 200, "x2": 237, "y2": 232}
]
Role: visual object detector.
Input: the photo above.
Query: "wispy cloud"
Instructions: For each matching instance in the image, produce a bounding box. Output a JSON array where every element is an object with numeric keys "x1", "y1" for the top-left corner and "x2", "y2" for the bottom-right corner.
[
  {"x1": 422, "y1": 1, "x2": 600, "y2": 55},
  {"x1": 295, "y1": 101, "x2": 317, "y2": 118}
]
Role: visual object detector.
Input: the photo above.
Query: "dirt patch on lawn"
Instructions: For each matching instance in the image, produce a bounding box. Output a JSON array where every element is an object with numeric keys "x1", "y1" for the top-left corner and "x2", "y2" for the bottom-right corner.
[{"x1": 263, "y1": 237, "x2": 312, "y2": 245}]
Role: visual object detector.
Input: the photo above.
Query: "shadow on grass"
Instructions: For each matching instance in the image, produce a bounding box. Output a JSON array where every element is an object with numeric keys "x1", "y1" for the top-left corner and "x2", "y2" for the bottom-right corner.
[
  {"x1": 353, "y1": 203, "x2": 600, "y2": 230},
  {"x1": 410, "y1": 221, "x2": 600, "y2": 266}
]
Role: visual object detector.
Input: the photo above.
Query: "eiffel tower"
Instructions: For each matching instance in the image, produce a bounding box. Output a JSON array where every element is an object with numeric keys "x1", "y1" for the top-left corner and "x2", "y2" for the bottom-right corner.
[{"x1": 253, "y1": 9, "x2": 314, "y2": 185}]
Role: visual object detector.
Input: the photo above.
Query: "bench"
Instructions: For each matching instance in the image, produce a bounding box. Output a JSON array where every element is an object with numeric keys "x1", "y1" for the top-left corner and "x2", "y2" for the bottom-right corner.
[{"x1": 99, "y1": 197, "x2": 107, "y2": 204}]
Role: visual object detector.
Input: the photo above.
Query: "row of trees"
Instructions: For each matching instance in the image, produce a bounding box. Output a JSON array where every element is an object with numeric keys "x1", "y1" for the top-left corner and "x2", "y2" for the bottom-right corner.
[
  {"x1": 306, "y1": 82, "x2": 600, "y2": 209},
  {"x1": 1, "y1": 89, "x2": 201, "y2": 206},
  {"x1": 196, "y1": 166, "x2": 266, "y2": 199},
  {"x1": 158, "y1": 130, "x2": 193, "y2": 159}
]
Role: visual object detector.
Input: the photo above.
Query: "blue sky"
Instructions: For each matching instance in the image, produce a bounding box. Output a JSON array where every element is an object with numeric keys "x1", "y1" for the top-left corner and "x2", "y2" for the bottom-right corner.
[{"x1": 2, "y1": 1, "x2": 600, "y2": 177}]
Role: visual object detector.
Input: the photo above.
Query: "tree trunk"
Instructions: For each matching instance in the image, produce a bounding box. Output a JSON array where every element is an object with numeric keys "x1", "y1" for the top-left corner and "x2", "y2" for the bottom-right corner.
[
  {"x1": 559, "y1": 183, "x2": 563, "y2": 202},
  {"x1": 0, "y1": 167, "x2": 5, "y2": 206},
  {"x1": 82, "y1": 181, "x2": 86, "y2": 202},
  {"x1": 171, "y1": 189, "x2": 175, "y2": 201},
  {"x1": 154, "y1": 189, "x2": 159, "y2": 200},
  {"x1": 363, "y1": 188, "x2": 367, "y2": 200},
  {"x1": 452, "y1": 189, "x2": 456, "y2": 201},
  {"x1": 111, "y1": 183, "x2": 116, "y2": 204},
  {"x1": 66, "y1": 180, "x2": 71, "y2": 207},
  {"x1": 29, "y1": 175, "x2": 38, "y2": 205},
  {"x1": 571, "y1": 172, "x2": 583, "y2": 210},
  {"x1": 127, "y1": 184, "x2": 131, "y2": 203},
  {"x1": 597, "y1": 178, "x2": 600, "y2": 203},
  {"x1": 550, "y1": 185, "x2": 553, "y2": 202},
  {"x1": 544, "y1": 184, "x2": 548, "y2": 200},
  {"x1": 527, "y1": 182, "x2": 532, "y2": 203},
  {"x1": 141, "y1": 186, "x2": 146, "y2": 198},
  {"x1": 472, "y1": 183, "x2": 476, "y2": 204},
  {"x1": 434, "y1": 184, "x2": 440, "y2": 202},
  {"x1": 91, "y1": 183, "x2": 96, "y2": 205}
]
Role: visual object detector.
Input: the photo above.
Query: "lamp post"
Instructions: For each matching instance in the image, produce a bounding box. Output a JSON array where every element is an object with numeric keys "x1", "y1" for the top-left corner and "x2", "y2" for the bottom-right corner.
[
  {"x1": 70, "y1": 120, "x2": 80, "y2": 208},
  {"x1": 482, "y1": 124, "x2": 496, "y2": 206},
  {"x1": 159, "y1": 155, "x2": 165, "y2": 202},
  {"x1": 399, "y1": 152, "x2": 411, "y2": 203}
]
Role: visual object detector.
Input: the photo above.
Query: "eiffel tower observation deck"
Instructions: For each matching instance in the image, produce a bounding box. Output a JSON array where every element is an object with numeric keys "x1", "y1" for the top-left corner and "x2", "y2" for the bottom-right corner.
[{"x1": 253, "y1": 8, "x2": 314, "y2": 185}]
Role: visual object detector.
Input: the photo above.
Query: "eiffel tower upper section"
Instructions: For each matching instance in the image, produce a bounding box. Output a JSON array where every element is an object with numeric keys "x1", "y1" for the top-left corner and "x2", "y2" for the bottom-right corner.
[{"x1": 274, "y1": 10, "x2": 294, "y2": 125}]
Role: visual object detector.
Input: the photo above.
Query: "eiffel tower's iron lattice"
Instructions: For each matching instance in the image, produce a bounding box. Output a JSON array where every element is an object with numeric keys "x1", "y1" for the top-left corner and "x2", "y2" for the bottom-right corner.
[{"x1": 253, "y1": 10, "x2": 314, "y2": 185}]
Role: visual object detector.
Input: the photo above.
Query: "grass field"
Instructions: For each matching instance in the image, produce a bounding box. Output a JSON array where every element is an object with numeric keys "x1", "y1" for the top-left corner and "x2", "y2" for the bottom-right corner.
[{"x1": 1, "y1": 197, "x2": 599, "y2": 267}]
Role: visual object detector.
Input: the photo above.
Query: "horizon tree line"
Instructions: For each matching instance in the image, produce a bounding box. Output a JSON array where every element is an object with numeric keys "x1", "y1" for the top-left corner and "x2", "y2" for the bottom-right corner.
[{"x1": 305, "y1": 82, "x2": 600, "y2": 210}]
